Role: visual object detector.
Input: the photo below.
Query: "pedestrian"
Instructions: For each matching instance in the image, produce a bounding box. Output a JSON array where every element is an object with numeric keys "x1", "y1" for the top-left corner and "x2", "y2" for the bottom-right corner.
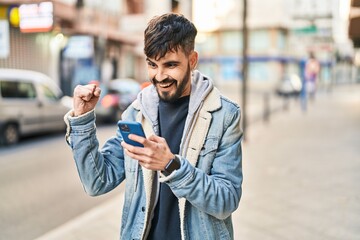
[
  {"x1": 305, "y1": 51, "x2": 320, "y2": 100},
  {"x1": 301, "y1": 51, "x2": 320, "y2": 111},
  {"x1": 64, "y1": 13, "x2": 243, "y2": 240}
]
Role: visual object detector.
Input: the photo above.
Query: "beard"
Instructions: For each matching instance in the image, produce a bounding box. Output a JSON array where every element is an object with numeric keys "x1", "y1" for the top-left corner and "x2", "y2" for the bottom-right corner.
[{"x1": 151, "y1": 64, "x2": 191, "y2": 103}]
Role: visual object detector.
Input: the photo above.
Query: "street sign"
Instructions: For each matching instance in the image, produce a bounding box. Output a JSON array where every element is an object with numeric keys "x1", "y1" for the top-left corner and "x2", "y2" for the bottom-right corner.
[{"x1": 293, "y1": 25, "x2": 317, "y2": 34}]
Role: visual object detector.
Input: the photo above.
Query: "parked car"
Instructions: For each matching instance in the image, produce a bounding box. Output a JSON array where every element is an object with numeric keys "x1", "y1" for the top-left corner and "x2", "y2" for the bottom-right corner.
[
  {"x1": 0, "y1": 68, "x2": 71, "y2": 145},
  {"x1": 95, "y1": 78, "x2": 141, "y2": 123},
  {"x1": 275, "y1": 73, "x2": 303, "y2": 97}
]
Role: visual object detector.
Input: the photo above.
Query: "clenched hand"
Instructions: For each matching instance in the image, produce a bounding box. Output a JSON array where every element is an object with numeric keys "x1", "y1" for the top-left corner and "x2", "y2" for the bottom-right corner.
[{"x1": 73, "y1": 84, "x2": 101, "y2": 116}]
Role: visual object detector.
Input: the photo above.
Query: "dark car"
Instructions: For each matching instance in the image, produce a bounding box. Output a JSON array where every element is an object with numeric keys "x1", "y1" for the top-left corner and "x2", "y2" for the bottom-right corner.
[
  {"x1": 275, "y1": 74, "x2": 303, "y2": 97},
  {"x1": 95, "y1": 78, "x2": 141, "y2": 123}
]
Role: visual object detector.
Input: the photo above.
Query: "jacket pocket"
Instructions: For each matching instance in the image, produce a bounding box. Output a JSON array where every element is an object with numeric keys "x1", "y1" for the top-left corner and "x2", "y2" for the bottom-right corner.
[
  {"x1": 199, "y1": 136, "x2": 219, "y2": 156},
  {"x1": 198, "y1": 136, "x2": 219, "y2": 174}
]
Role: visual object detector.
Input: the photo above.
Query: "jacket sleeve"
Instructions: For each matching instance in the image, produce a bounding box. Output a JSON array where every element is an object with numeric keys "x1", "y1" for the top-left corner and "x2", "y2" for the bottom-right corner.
[
  {"x1": 64, "y1": 109, "x2": 126, "y2": 196},
  {"x1": 162, "y1": 107, "x2": 243, "y2": 220}
]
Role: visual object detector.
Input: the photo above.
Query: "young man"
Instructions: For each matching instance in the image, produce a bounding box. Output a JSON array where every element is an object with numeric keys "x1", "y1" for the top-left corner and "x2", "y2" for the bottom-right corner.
[{"x1": 64, "y1": 13, "x2": 243, "y2": 240}]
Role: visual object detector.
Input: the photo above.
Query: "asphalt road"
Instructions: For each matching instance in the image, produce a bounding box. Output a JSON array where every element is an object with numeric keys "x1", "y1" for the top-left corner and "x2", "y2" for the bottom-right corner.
[{"x1": 0, "y1": 124, "x2": 122, "y2": 240}]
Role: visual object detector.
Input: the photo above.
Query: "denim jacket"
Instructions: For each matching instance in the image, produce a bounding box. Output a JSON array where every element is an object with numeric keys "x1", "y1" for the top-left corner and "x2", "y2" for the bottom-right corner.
[{"x1": 64, "y1": 70, "x2": 243, "y2": 240}]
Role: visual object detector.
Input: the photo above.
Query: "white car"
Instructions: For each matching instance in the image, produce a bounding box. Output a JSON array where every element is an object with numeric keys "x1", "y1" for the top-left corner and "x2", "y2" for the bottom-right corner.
[{"x1": 0, "y1": 68, "x2": 71, "y2": 145}]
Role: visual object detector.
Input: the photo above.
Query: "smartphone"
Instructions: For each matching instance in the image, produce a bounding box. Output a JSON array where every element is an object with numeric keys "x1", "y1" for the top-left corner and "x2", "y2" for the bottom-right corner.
[{"x1": 118, "y1": 121, "x2": 146, "y2": 147}]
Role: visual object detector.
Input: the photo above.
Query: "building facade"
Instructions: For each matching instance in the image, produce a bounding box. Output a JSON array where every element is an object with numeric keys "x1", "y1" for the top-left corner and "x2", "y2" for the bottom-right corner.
[
  {"x1": 1, "y1": 0, "x2": 355, "y2": 96},
  {"x1": 0, "y1": 0, "x2": 182, "y2": 95},
  {"x1": 192, "y1": 0, "x2": 354, "y2": 89}
]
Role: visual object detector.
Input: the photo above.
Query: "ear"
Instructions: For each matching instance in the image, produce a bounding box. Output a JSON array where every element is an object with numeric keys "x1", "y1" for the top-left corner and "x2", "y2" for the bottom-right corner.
[{"x1": 189, "y1": 51, "x2": 198, "y2": 70}]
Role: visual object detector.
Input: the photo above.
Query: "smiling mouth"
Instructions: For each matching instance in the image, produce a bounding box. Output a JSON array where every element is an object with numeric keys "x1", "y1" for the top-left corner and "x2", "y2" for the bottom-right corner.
[{"x1": 158, "y1": 81, "x2": 175, "y2": 89}]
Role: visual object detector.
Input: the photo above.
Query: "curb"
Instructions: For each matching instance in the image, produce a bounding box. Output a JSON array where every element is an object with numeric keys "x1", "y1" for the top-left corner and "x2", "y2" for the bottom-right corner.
[{"x1": 35, "y1": 193, "x2": 124, "y2": 240}]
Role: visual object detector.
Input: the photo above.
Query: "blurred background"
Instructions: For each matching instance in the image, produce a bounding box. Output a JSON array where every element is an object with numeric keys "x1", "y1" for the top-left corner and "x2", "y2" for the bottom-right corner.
[{"x1": 0, "y1": 0, "x2": 359, "y2": 240}]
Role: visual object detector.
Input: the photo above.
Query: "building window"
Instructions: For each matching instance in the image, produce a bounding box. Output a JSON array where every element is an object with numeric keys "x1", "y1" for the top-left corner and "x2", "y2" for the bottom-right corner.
[
  {"x1": 220, "y1": 31, "x2": 241, "y2": 53},
  {"x1": 249, "y1": 30, "x2": 271, "y2": 52}
]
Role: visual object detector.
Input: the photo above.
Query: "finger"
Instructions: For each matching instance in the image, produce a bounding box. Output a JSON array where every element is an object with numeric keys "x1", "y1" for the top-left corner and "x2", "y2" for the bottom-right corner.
[
  {"x1": 121, "y1": 141, "x2": 146, "y2": 155},
  {"x1": 138, "y1": 160, "x2": 155, "y2": 171},
  {"x1": 121, "y1": 140, "x2": 157, "y2": 162},
  {"x1": 124, "y1": 148, "x2": 157, "y2": 170},
  {"x1": 93, "y1": 86, "x2": 101, "y2": 97},
  {"x1": 123, "y1": 148, "x2": 139, "y2": 161},
  {"x1": 147, "y1": 135, "x2": 169, "y2": 150},
  {"x1": 82, "y1": 84, "x2": 98, "y2": 100},
  {"x1": 122, "y1": 145, "x2": 152, "y2": 164},
  {"x1": 128, "y1": 134, "x2": 148, "y2": 146},
  {"x1": 74, "y1": 85, "x2": 95, "y2": 102},
  {"x1": 148, "y1": 135, "x2": 166, "y2": 144}
]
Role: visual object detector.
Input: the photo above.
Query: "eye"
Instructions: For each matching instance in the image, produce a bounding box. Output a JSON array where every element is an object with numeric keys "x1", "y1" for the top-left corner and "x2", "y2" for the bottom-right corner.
[
  {"x1": 166, "y1": 62, "x2": 178, "y2": 68},
  {"x1": 147, "y1": 61, "x2": 157, "y2": 69}
]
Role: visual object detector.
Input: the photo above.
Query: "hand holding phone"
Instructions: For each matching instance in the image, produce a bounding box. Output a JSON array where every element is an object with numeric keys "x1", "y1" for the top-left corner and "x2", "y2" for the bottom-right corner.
[{"x1": 118, "y1": 121, "x2": 146, "y2": 147}]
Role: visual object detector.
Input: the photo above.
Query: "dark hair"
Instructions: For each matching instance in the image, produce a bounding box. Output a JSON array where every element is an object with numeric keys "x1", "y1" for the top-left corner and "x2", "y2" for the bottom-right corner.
[{"x1": 144, "y1": 13, "x2": 197, "y2": 60}]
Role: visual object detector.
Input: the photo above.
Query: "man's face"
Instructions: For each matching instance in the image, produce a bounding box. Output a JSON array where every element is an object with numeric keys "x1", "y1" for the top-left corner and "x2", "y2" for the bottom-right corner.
[{"x1": 146, "y1": 50, "x2": 197, "y2": 103}]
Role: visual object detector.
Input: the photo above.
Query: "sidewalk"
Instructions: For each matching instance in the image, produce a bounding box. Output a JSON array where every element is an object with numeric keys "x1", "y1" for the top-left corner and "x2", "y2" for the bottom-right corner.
[
  {"x1": 234, "y1": 83, "x2": 360, "y2": 239},
  {"x1": 36, "y1": 83, "x2": 360, "y2": 240}
]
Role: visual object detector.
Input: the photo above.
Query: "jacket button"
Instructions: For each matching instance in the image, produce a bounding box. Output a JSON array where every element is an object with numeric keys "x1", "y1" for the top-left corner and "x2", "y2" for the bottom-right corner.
[{"x1": 141, "y1": 206, "x2": 145, "y2": 212}]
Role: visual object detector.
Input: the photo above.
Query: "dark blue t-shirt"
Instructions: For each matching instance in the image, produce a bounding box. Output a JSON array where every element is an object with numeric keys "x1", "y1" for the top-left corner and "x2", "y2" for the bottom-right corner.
[{"x1": 147, "y1": 96, "x2": 190, "y2": 240}]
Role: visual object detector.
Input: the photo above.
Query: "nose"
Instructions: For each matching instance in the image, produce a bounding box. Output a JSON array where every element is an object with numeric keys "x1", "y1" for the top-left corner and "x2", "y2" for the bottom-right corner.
[{"x1": 155, "y1": 68, "x2": 168, "y2": 82}]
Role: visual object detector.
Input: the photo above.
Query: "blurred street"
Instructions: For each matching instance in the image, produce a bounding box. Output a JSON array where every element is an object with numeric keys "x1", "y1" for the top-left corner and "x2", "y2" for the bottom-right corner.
[
  {"x1": 32, "y1": 83, "x2": 360, "y2": 240},
  {"x1": 0, "y1": 126, "x2": 122, "y2": 240}
]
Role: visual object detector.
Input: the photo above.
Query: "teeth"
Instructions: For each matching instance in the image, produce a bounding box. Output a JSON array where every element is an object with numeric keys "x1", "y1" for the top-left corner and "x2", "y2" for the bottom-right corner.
[{"x1": 159, "y1": 82, "x2": 173, "y2": 88}]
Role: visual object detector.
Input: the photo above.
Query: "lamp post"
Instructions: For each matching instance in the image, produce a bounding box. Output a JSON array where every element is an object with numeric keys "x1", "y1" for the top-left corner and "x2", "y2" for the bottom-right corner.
[{"x1": 241, "y1": 0, "x2": 248, "y2": 141}]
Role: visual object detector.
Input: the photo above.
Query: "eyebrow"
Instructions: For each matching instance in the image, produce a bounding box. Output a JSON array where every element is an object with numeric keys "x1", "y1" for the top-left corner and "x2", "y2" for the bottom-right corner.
[{"x1": 146, "y1": 58, "x2": 181, "y2": 66}]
